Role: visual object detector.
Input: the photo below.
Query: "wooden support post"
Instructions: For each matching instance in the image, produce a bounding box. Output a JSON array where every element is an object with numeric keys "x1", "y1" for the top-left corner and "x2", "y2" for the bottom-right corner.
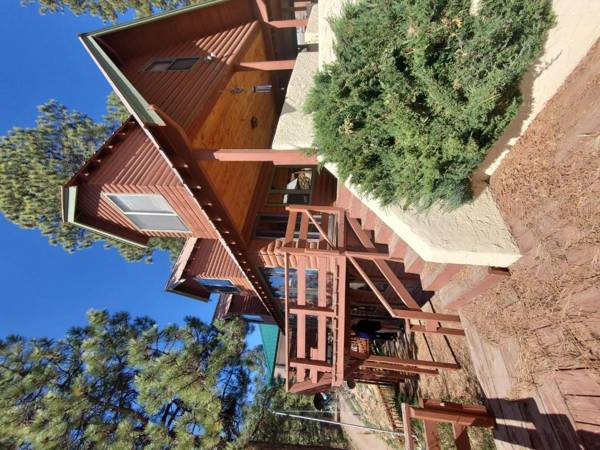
[
  {"x1": 423, "y1": 421, "x2": 441, "y2": 450},
  {"x1": 237, "y1": 60, "x2": 296, "y2": 71},
  {"x1": 193, "y1": 149, "x2": 318, "y2": 165},
  {"x1": 402, "y1": 403, "x2": 415, "y2": 450},
  {"x1": 453, "y1": 424, "x2": 471, "y2": 450},
  {"x1": 268, "y1": 19, "x2": 308, "y2": 28}
]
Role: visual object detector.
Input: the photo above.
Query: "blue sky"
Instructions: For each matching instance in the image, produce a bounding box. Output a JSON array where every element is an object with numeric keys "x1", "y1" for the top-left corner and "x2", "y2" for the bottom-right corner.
[{"x1": 0, "y1": 2, "x2": 260, "y2": 345}]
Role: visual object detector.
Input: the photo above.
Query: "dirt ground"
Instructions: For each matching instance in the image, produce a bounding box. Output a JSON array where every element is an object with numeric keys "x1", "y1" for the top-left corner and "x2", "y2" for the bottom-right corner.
[
  {"x1": 338, "y1": 389, "x2": 402, "y2": 450},
  {"x1": 412, "y1": 299, "x2": 496, "y2": 449},
  {"x1": 462, "y1": 39, "x2": 600, "y2": 395}
]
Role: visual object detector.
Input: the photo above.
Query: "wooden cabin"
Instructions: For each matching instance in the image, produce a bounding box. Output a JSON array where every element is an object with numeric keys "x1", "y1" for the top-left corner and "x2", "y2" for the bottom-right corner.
[{"x1": 63, "y1": 0, "x2": 509, "y2": 396}]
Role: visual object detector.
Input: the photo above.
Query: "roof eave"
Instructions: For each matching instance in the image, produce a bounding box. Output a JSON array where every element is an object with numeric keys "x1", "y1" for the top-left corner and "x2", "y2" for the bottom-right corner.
[
  {"x1": 61, "y1": 185, "x2": 149, "y2": 249},
  {"x1": 79, "y1": 0, "x2": 230, "y2": 39},
  {"x1": 79, "y1": 34, "x2": 165, "y2": 127}
]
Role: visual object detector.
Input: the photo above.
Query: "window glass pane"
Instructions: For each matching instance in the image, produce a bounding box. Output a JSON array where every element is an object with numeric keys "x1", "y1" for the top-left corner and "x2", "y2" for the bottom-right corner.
[
  {"x1": 127, "y1": 213, "x2": 188, "y2": 232},
  {"x1": 169, "y1": 58, "x2": 199, "y2": 70},
  {"x1": 241, "y1": 314, "x2": 264, "y2": 323},
  {"x1": 255, "y1": 214, "x2": 288, "y2": 239},
  {"x1": 195, "y1": 277, "x2": 239, "y2": 294},
  {"x1": 108, "y1": 194, "x2": 174, "y2": 214},
  {"x1": 197, "y1": 278, "x2": 234, "y2": 288},
  {"x1": 271, "y1": 167, "x2": 313, "y2": 191},
  {"x1": 267, "y1": 193, "x2": 310, "y2": 205},
  {"x1": 146, "y1": 60, "x2": 172, "y2": 72},
  {"x1": 259, "y1": 267, "x2": 318, "y2": 301}
]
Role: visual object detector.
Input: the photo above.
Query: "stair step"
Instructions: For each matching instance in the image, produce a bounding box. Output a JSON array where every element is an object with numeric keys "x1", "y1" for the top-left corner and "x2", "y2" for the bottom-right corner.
[
  {"x1": 361, "y1": 206, "x2": 378, "y2": 231},
  {"x1": 348, "y1": 195, "x2": 363, "y2": 219},
  {"x1": 420, "y1": 263, "x2": 464, "y2": 291},
  {"x1": 404, "y1": 247, "x2": 425, "y2": 274},
  {"x1": 388, "y1": 235, "x2": 407, "y2": 259},
  {"x1": 374, "y1": 221, "x2": 394, "y2": 245},
  {"x1": 335, "y1": 185, "x2": 351, "y2": 208}
]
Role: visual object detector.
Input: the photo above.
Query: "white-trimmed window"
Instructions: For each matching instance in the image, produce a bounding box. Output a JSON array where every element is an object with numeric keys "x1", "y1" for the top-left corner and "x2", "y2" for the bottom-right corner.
[
  {"x1": 106, "y1": 193, "x2": 188, "y2": 232},
  {"x1": 145, "y1": 57, "x2": 199, "y2": 72}
]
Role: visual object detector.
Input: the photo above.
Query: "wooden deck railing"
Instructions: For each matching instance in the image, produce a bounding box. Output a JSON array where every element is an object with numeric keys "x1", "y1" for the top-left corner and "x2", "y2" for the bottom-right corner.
[
  {"x1": 279, "y1": 205, "x2": 463, "y2": 394},
  {"x1": 282, "y1": 206, "x2": 347, "y2": 393}
]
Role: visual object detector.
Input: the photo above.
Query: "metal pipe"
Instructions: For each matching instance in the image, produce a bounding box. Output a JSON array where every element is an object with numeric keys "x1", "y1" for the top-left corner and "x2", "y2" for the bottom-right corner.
[{"x1": 272, "y1": 410, "x2": 404, "y2": 436}]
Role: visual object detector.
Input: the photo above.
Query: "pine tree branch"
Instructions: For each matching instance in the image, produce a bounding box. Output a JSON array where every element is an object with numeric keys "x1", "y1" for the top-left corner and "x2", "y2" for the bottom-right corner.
[{"x1": 80, "y1": 392, "x2": 148, "y2": 425}]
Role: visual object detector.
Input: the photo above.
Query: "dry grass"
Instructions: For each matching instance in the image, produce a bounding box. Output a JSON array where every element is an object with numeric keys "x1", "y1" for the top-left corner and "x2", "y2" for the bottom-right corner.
[{"x1": 462, "y1": 40, "x2": 600, "y2": 395}]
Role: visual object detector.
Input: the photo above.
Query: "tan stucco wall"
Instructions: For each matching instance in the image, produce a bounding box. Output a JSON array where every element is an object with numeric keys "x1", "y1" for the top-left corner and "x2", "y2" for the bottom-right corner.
[
  {"x1": 272, "y1": 49, "x2": 317, "y2": 150},
  {"x1": 474, "y1": 0, "x2": 600, "y2": 179}
]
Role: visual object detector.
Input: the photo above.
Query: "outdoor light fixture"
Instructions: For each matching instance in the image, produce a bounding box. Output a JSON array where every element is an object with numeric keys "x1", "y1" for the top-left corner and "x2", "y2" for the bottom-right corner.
[
  {"x1": 228, "y1": 84, "x2": 274, "y2": 94},
  {"x1": 203, "y1": 52, "x2": 216, "y2": 62},
  {"x1": 252, "y1": 84, "x2": 273, "y2": 93}
]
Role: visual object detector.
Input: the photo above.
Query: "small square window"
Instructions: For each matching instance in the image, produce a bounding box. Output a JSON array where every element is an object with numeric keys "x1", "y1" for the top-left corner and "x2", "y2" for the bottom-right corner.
[
  {"x1": 146, "y1": 60, "x2": 172, "y2": 72},
  {"x1": 169, "y1": 58, "x2": 199, "y2": 71}
]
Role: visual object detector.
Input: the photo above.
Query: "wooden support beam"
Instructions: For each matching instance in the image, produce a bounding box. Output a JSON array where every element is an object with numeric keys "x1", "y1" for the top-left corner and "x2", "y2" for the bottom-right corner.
[
  {"x1": 408, "y1": 324, "x2": 466, "y2": 337},
  {"x1": 290, "y1": 358, "x2": 333, "y2": 370},
  {"x1": 268, "y1": 19, "x2": 308, "y2": 29},
  {"x1": 237, "y1": 59, "x2": 296, "y2": 71},
  {"x1": 193, "y1": 149, "x2": 318, "y2": 165},
  {"x1": 282, "y1": 246, "x2": 342, "y2": 256},
  {"x1": 289, "y1": 305, "x2": 335, "y2": 317},
  {"x1": 392, "y1": 309, "x2": 461, "y2": 323},
  {"x1": 346, "y1": 216, "x2": 420, "y2": 310},
  {"x1": 360, "y1": 361, "x2": 439, "y2": 375},
  {"x1": 409, "y1": 405, "x2": 495, "y2": 427},
  {"x1": 362, "y1": 354, "x2": 461, "y2": 370},
  {"x1": 345, "y1": 250, "x2": 403, "y2": 261}
]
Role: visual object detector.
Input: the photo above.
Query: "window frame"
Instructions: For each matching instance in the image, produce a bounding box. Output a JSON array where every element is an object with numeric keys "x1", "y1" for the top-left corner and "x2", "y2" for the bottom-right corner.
[
  {"x1": 103, "y1": 193, "x2": 190, "y2": 233},
  {"x1": 265, "y1": 166, "x2": 315, "y2": 207},
  {"x1": 143, "y1": 57, "x2": 200, "y2": 73},
  {"x1": 258, "y1": 266, "x2": 318, "y2": 302},
  {"x1": 195, "y1": 277, "x2": 240, "y2": 294}
]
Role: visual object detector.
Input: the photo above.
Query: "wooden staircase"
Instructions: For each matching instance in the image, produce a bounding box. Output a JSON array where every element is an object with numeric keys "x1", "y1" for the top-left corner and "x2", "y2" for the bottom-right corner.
[{"x1": 335, "y1": 184, "x2": 509, "y2": 311}]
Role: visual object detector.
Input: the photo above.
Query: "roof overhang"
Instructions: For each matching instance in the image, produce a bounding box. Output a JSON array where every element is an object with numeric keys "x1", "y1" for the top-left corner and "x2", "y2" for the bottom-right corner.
[
  {"x1": 165, "y1": 237, "x2": 209, "y2": 302},
  {"x1": 78, "y1": 0, "x2": 230, "y2": 128},
  {"x1": 60, "y1": 185, "x2": 148, "y2": 249}
]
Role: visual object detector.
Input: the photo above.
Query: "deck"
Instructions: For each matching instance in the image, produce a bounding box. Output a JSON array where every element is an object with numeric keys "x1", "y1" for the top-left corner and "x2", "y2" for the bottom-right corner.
[{"x1": 278, "y1": 204, "x2": 463, "y2": 394}]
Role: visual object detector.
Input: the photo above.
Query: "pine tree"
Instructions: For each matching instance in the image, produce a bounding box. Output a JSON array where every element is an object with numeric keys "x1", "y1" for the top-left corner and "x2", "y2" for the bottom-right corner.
[
  {"x1": 0, "y1": 96, "x2": 184, "y2": 263},
  {"x1": 20, "y1": 0, "x2": 199, "y2": 22},
  {"x1": 235, "y1": 377, "x2": 347, "y2": 449},
  {"x1": 0, "y1": 310, "x2": 254, "y2": 448}
]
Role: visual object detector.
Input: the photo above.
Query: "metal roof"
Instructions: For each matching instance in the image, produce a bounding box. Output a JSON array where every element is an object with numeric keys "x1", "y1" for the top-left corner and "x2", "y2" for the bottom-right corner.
[{"x1": 258, "y1": 323, "x2": 280, "y2": 383}]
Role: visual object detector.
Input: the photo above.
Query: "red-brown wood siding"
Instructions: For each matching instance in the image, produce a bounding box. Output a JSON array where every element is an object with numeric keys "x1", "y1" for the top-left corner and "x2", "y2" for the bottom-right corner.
[
  {"x1": 121, "y1": 21, "x2": 257, "y2": 135},
  {"x1": 75, "y1": 126, "x2": 217, "y2": 239},
  {"x1": 228, "y1": 294, "x2": 269, "y2": 316},
  {"x1": 101, "y1": 0, "x2": 255, "y2": 60},
  {"x1": 186, "y1": 239, "x2": 253, "y2": 290},
  {"x1": 213, "y1": 293, "x2": 271, "y2": 320}
]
